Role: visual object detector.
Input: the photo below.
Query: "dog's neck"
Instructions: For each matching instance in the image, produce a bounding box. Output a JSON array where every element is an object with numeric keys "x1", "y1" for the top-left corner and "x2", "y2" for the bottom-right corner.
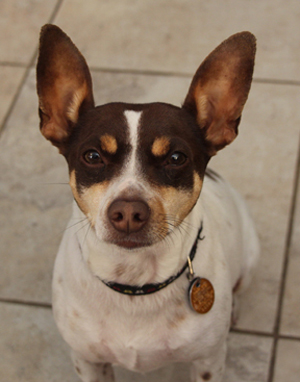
[{"x1": 72, "y1": 201, "x2": 204, "y2": 287}]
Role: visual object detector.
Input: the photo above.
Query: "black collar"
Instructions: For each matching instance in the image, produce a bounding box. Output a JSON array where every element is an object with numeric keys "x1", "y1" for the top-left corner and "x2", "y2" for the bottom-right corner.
[{"x1": 100, "y1": 222, "x2": 204, "y2": 296}]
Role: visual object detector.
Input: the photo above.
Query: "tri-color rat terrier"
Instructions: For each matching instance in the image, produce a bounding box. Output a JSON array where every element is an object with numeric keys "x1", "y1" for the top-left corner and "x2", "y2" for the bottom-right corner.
[{"x1": 37, "y1": 25, "x2": 259, "y2": 382}]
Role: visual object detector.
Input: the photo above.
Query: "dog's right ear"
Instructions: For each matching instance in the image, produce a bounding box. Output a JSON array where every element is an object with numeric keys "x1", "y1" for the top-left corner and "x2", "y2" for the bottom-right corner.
[{"x1": 36, "y1": 24, "x2": 94, "y2": 153}]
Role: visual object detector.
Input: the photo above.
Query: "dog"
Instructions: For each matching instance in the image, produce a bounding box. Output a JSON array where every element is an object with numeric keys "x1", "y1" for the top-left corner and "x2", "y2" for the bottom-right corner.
[{"x1": 36, "y1": 24, "x2": 259, "y2": 382}]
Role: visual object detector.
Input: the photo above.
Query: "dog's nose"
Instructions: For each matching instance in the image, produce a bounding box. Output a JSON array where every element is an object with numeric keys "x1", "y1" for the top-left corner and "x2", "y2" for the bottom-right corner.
[{"x1": 108, "y1": 199, "x2": 150, "y2": 234}]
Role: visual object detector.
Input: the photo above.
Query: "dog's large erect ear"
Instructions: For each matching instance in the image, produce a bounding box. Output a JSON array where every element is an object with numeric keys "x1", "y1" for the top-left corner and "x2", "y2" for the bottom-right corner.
[
  {"x1": 36, "y1": 24, "x2": 94, "y2": 152},
  {"x1": 183, "y1": 32, "x2": 256, "y2": 156}
]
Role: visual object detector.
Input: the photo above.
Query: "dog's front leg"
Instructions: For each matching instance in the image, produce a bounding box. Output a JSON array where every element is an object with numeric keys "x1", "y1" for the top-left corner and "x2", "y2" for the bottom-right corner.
[
  {"x1": 191, "y1": 342, "x2": 226, "y2": 382},
  {"x1": 71, "y1": 350, "x2": 115, "y2": 382}
]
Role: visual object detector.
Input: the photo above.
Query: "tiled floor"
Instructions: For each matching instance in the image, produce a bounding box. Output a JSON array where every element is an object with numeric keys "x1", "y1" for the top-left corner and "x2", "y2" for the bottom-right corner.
[{"x1": 1, "y1": 0, "x2": 300, "y2": 381}]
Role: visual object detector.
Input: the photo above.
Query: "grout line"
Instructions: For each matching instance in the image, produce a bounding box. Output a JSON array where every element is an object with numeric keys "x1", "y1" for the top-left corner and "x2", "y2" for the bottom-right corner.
[
  {"x1": 0, "y1": 65, "x2": 31, "y2": 136},
  {"x1": 48, "y1": 0, "x2": 64, "y2": 24},
  {"x1": 89, "y1": 66, "x2": 193, "y2": 78},
  {"x1": 231, "y1": 327, "x2": 274, "y2": 338},
  {"x1": 0, "y1": 61, "x2": 27, "y2": 68},
  {"x1": 20, "y1": 0, "x2": 65, "y2": 72},
  {"x1": 0, "y1": 0, "x2": 64, "y2": 137},
  {"x1": 89, "y1": 68, "x2": 300, "y2": 87},
  {"x1": 0, "y1": 298, "x2": 52, "y2": 309},
  {"x1": 267, "y1": 132, "x2": 300, "y2": 382},
  {"x1": 231, "y1": 327, "x2": 300, "y2": 342},
  {"x1": 18, "y1": 60, "x2": 300, "y2": 88},
  {"x1": 253, "y1": 78, "x2": 300, "y2": 87},
  {"x1": 279, "y1": 334, "x2": 300, "y2": 342}
]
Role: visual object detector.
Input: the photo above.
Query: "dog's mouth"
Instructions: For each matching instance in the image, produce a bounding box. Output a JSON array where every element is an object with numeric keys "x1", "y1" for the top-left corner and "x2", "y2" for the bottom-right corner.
[
  {"x1": 104, "y1": 230, "x2": 155, "y2": 249},
  {"x1": 98, "y1": 221, "x2": 157, "y2": 250},
  {"x1": 113, "y1": 239, "x2": 152, "y2": 250}
]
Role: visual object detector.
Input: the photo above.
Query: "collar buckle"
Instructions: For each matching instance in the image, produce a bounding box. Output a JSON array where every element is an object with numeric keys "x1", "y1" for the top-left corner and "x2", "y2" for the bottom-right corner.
[{"x1": 187, "y1": 255, "x2": 195, "y2": 281}]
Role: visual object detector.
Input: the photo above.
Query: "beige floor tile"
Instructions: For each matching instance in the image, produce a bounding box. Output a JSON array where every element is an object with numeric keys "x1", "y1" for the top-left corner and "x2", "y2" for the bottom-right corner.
[
  {"x1": 280, "y1": 175, "x2": 300, "y2": 336},
  {"x1": 0, "y1": 71, "x2": 70, "y2": 210},
  {"x1": 0, "y1": 0, "x2": 58, "y2": 64},
  {"x1": 0, "y1": 303, "x2": 78, "y2": 382},
  {"x1": 224, "y1": 333, "x2": 272, "y2": 382},
  {"x1": 92, "y1": 70, "x2": 191, "y2": 106},
  {"x1": 54, "y1": 0, "x2": 300, "y2": 81},
  {"x1": 0, "y1": 66, "x2": 25, "y2": 128},
  {"x1": 273, "y1": 339, "x2": 300, "y2": 382},
  {"x1": 0, "y1": 69, "x2": 72, "y2": 303},
  {"x1": 0, "y1": 199, "x2": 71, "y2": 303}
]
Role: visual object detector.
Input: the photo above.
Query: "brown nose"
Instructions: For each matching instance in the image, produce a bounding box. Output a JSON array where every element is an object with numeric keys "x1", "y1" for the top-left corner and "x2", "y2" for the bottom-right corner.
[{"x1": 107, "y1": 199, "x2": 150, "y2": 234}]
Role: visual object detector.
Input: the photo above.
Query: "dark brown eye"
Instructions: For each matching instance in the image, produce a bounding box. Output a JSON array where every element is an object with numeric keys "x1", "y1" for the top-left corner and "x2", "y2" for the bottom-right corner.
[
  {"x1": 166, "y1": 152, "x2": 187, "y2": 167},
  {"x1": 83, "y1": 150, "x2": 103, "y2": 165}
]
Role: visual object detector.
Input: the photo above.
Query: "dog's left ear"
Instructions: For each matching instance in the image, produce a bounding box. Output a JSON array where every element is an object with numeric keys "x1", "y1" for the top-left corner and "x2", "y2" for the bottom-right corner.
[
  {"x1": 183, "y1": 32, "x2": 256, "y2": 156},
  {"x1": 36, "y1": 24, "x2": 94, "y2": 153}
]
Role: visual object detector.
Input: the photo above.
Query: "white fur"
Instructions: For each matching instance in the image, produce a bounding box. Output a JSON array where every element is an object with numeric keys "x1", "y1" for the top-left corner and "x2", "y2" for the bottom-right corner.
[
  {"x1": 52, "y1": 172, "x2": 259, "y2": 382},
  {"x1": 124, "y1": 110, "x2": 142, "y2": 176}
]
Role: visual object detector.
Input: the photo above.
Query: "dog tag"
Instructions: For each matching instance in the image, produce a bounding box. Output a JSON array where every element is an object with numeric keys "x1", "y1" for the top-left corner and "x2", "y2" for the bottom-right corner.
[{"x1": 188, "y1": 277, "x2": 215, "y2": 314}]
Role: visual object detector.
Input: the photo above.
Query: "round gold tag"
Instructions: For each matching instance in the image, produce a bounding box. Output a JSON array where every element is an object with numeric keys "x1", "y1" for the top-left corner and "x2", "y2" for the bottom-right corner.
[{"x1": 188, "y1": 277, "x2": 215, "y2": 314}]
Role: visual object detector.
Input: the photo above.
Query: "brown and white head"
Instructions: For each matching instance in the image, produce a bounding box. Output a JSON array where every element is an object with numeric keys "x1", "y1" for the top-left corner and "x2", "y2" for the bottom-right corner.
[{"x1": 36, "y1": 25, "x2": 255, "y2": 250}]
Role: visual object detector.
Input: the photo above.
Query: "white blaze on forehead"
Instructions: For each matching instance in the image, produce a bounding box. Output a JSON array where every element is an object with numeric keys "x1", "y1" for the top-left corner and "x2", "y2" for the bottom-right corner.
[{"x1": 124, "y1": 110, "x2": 142, "y2": 175}]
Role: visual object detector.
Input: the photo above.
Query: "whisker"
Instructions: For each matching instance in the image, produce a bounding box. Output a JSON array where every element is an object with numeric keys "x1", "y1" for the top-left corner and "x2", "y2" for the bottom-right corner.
[
  {"x1": 82, "y1": 223, "x2": 92, "y2": 247},
  {"x1": 164, "y1": 214, "x2": 196, "y2": 230},
  {"x1": 74, "y1": 220, "x2": 91, "y2": 237},
  {"x1": 64, "y1": 217, "x2": 88, "y2": 233},
  {"x1": 162, "y1": 214, "x2": 198, "y2": 237}
]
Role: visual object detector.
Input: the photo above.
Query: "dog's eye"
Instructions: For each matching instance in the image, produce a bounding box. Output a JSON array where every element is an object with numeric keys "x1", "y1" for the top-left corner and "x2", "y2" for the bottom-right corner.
[
  {"x1": 166, "y1": 152, "x2": 187, "y2": 167},
  {"x1": 83, "y1": 150, "x2": 103, "y2": 165}
]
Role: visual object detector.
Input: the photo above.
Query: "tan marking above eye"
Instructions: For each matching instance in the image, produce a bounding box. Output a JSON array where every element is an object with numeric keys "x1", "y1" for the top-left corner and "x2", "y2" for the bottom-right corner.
[
  {"x1": 151, "y1": 136, "x2": 170, "y2": 157},
  {"x1": 100, "y1": 134, "x2": 118, "y2": 154}
]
